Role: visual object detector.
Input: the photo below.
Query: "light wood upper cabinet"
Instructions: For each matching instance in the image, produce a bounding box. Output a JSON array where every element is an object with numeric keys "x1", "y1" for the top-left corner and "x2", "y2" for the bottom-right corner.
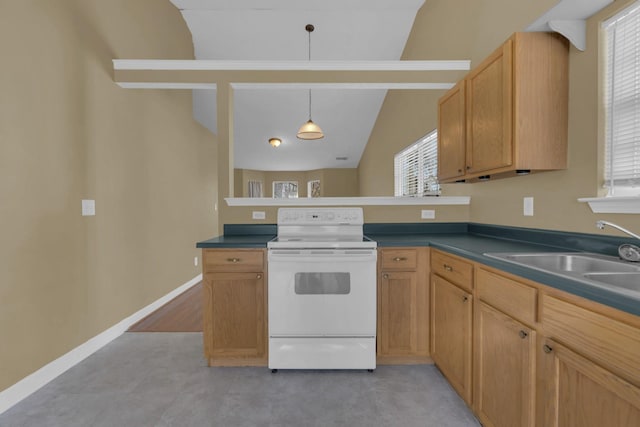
[
  {"x1": 438, "y1": 79, "x2": 466, "y2": 181},
  {"x1": 377, "y1": 247, "x2": 430, "y2": 363},
  {"x1": 466, "y1": 39, "x2": 513, "y2": 175},
  {"x1": 202, "y1": 249, "x2": 267, "y2": 366},
  {"x1": 430, "y1": 273, "x2": 473, "y2": 405},
  {"x1": 438, "y1": 32, "x2": 569, "y2": 183}
]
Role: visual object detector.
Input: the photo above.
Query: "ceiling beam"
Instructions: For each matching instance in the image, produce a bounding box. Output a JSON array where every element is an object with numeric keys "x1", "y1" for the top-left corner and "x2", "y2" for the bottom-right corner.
[
  {"x1": 113, "y1": 59, "x2": 470, "y2": 71},
  {"x1": 113, "y1": 61, "x2": 469, "y2": 88}
]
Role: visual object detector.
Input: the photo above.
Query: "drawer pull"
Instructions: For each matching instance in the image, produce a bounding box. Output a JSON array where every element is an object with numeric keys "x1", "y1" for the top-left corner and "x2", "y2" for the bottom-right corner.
[
  {"x1": 256, "y1": 274, "x2": 262, "y2": 279},
  {"x1": 383, "y1": 274, "x2": 389, "y2": 279},
  {"x1": 393, "y1": 257, "x2": 408, "y2": 262},
  {"x1": 519, "y1": 330, "x2": 528, "y2": 339},
  {"x1": 444, "y1": 264, "x2": 453, "y2": 272},
  {"x1": 543, "y1": 344, "x2": 553, "y2": 354},
  {"x1": 226, "y1": 258, "x2": 241, "y2": 263}
]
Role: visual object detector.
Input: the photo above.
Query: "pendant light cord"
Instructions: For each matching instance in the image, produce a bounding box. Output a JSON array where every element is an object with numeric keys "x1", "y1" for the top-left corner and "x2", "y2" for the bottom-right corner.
[{"x1": 307, "y1": 25, "x2": 313, "y2": 121}]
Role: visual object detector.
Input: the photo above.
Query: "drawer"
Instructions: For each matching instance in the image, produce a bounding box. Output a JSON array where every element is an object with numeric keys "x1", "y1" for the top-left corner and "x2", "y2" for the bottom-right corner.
[
  {"x1": 203, "y1": 249, "x2": 265, "y2": 273},
  {"x1": 476, "y1": 268, "x2": 537, "y2": 326},
  {"x1": 542, "y1": 294, "x2": 640, "y2": 386},
  {"x1": 431, "y1": 250, "x2": 473, "y2": 291},
  {"x1": 380, "y1": 248, "x2": 418, "y2": 271}
]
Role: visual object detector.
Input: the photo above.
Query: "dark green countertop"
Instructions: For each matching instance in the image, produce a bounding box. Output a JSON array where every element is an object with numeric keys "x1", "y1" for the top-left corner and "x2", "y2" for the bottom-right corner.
[
  {"x1": 196, "y1": 234, "x2": 275, "y2": 248},
  {"x1": 196, "y1": 222, "x2": 640, "y2": 316}
]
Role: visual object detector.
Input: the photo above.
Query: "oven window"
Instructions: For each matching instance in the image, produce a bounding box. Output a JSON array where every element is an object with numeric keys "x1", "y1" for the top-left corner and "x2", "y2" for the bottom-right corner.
[{"x1": 294, "y1": 273, "x2": 350, "y2": 295}]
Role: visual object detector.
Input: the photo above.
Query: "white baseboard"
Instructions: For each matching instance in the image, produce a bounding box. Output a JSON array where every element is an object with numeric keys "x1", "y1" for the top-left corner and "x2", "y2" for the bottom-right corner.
[{"x1": 0, "y1": 274, "x2": 202, "y2": 415}]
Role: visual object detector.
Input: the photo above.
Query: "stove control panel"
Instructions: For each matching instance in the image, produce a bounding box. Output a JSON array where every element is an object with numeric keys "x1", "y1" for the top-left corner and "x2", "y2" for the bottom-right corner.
[{"x1": 277, "y1": 208, "x2": 364, "y2": 226}]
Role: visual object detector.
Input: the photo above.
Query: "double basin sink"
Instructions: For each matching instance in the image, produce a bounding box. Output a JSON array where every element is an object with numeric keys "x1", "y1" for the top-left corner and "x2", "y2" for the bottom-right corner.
[{"x1": 484, "y1": 252, "x2": 640, "y2": 298}]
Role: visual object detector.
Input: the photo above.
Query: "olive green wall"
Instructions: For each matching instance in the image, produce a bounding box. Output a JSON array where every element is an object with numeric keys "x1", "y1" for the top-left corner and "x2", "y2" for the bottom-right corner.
[
  {"x1": 0, "y1": 0, "x2": 217, "y2": 392},
  {"x1": 359, "y1": 0, "x2": 640, "y2": 235}
]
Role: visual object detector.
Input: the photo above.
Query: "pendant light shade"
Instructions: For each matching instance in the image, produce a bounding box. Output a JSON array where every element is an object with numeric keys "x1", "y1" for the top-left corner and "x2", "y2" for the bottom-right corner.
[
  {"x1": 297, "y1": 119, "x2": 324, "y2": 140},
  {"x1": 297, "y1": 24, "x2": 324, "y2": 140}
]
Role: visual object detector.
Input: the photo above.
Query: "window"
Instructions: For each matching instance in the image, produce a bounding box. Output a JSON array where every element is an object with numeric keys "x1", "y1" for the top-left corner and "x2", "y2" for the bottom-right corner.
[
  {"x1": 603, "y1": 1, "x2": 640, "y2": 196},
  {"x1": 273, "y1": 181, "x2": 298, "y2": 198},
  {"x1": 394, "y1": 130, "x2": 440, "y2": 197},
  {"x1": 247, "y1": 180, "x2": 263, "y2": 198},
  {"x1": 307, "y1": 180, "x2": 321, "y2": 198}
]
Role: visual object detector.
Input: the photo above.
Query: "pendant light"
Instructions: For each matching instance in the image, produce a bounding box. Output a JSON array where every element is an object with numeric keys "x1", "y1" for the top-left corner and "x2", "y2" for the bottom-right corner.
[{"x1": 297, "y1": 24, "x2": 324, "y2": 140}]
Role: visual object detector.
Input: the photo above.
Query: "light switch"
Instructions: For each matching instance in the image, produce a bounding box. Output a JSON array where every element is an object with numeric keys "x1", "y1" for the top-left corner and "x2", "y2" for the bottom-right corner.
[
  {"x1": 252, "y1": 211, "x2": 266, "y2": 220},
  {"x1": 82, "y1": 199, "x2": 95, "y2": 216},
  {"x1": 523, "y1": 197, "x2": 534, "y2": 216}
]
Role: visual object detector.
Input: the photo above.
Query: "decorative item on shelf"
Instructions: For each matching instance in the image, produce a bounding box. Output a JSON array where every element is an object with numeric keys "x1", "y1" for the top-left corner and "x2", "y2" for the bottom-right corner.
[
  {"x1": 297, "y1": 24, "x2": 324, "y2": 140},
  {"x1": 269, "y1": 137, "x2": 282, "y2": 148}
]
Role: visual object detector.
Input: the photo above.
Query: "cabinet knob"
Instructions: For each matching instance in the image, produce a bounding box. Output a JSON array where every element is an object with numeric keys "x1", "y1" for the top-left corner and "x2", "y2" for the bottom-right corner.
[
  {"x1": 227, "y1": 258, "x2": 241, "y2": 263},
  {"x1": 383, "y1": 274, "x2": 389, "y2": 279},
  {"x1": 393, "y1": 257, "x2": 407, "y2": 262},
  {"x1": 444, "y1": 264, "x2": 453, "y2": 272},
  {"x1": 458, "y1": 169, "x2": 462, "y2": 173},
  {"x1": 466, "y1": 166, "x2": 471, "y2": 170},
  {"x1": 256, "y1": 274, "x2": 262, "y2": 279},
  {"x1": 519, "y1": 330, "x2": 528, "y2": 339},
  {"x1": 462, "y1": 295, "x2": 469, "y2": 302},
  {"x1": 543, "y1": 344, "x2": 553, "y2": 354}
]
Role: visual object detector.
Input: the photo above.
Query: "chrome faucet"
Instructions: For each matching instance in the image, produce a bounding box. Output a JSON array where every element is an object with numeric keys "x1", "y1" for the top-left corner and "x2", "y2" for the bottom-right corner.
[{"x1": 596, "y1": 220, "x2": 640, "y2": 262}]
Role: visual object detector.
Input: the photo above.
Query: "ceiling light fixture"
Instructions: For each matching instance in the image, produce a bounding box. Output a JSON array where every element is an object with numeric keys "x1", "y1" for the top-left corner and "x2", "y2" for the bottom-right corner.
[
  {"x1": 269, "y1": 137, "x2": 282, "y2": 148},
  {"x1": 297, "y1": 24, "x2": 324, "y2": 140}
]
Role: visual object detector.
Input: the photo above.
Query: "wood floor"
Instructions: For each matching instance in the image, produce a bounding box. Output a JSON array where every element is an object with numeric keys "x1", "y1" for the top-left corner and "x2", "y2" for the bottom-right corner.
[{"x1": 128, "y1": 282, "x2": 203, "y2": 332}]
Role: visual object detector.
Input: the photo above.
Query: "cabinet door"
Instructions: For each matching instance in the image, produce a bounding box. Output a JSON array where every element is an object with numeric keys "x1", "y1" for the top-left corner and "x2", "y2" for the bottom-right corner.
[
  {"x1": 431, "y1": 274, "x2": 473, "y2": 404},
  {"x1": 475, "y1": 302, "x2": 536, "y2": 427},
  {"x1": 438, "y1": 80, "x2": 466, "y2": 181},
  {"x1": 537, "y1": 338, "x2": 640, "y2": 427},
  {"x1": 466, "y1": 39, "x2": 513, "y2": 174},
  {"x1": 203, "y1": 272, "x2": 266, "y2": 364},
  {"x1": 378, "y1": 271, "x2": 419, "y2": 356}
]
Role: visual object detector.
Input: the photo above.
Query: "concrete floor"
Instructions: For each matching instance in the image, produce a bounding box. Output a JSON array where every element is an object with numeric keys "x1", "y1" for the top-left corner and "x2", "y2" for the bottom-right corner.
[{"x1": 0, "y1": 333, "x2": 481, "y2": 427}]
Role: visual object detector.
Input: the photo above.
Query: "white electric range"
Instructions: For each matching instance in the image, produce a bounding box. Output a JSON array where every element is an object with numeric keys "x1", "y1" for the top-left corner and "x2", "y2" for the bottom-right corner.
[{"x1": 267, "y1": 207, "x2": 377, "y2": 371}]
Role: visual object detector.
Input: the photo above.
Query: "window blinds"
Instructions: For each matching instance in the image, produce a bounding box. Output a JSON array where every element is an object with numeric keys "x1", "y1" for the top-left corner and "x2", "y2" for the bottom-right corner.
[
  {"x1": 603, "y1": 1, "x2": 640, "y2": 193},
  {"x1": 394, "y1": 130, "x2": 440, "y2": 197}
]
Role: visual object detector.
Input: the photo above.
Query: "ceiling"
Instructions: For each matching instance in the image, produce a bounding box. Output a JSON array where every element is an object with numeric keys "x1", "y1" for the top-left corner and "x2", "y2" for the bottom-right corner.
[
  {"x1": 170, "y1": 0, "x2": 428, "y2": 171},
  {"x1": 167, "y1": 0, "x2": 614, "y2": 172}
]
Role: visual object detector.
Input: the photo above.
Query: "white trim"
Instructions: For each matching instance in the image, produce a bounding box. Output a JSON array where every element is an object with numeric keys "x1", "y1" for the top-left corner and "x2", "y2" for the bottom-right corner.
[
  {"x1": 231, "y1": 82, "x2": 455, "y2": 90},
  {"x1": 171, "y1": 0, "x2": 426, "y2": 11},
  {"x1": 225, "y1": 196, "x2": 470, "y2": 206},
  {"x1": 578, "y1": 196, "x2": 640, "y2": 213},
  {"x1": 113, "y1": 59, "x2": 471, "y2": 71},
  {"x1": 117, "y1": 82, "x2": 216, "y2": 89},
  {"x1": 0, "y1": 274, "x2": 202, "y2": 415}
]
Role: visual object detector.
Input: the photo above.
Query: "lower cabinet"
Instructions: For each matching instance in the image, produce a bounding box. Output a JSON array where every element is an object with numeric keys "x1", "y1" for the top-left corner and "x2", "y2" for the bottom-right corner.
[
  {"x1": 536, "y1": 293, "x2": 640, "y2": 427},
  {"x1": 377, "y1": 247, "x2": 430, "y2": 363},
  {"x1": 430, "y1": 250, "x2": 640, "y2": 426},
  {"x1": 430, "y1": 273, "x2": 473, "y2": 404},
  {"x1": 202, "y1": 249, "x2": 267, "y2": 366},
  {"x1": 474, "y1": 302, "x2": 536, "y2": 427},
  {"x1": 537, "y1": 338, "x2": 640, "y2": 427}
]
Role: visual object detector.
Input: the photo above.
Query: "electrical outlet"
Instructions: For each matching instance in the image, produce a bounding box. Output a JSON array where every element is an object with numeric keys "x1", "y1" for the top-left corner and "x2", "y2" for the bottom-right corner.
[
  {"x1": 252, "y1": 211, "x2": 266, "y2": 220},
  {"x1": 524, "y1": 197, "x2": 534, "y2": 216},
  {"x1": 194, "y1": 256, "x2": 198, "y2": 267},
  {"x1": 421, "y1": 210, "x2": 435, "y2": 219},
  {"x1": 82, "y1": 199, "x2": 95, "y2": 216}
]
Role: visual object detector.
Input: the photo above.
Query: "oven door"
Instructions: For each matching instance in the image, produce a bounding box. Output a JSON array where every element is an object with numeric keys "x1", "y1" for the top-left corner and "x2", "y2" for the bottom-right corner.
[{"x1": 268, "y1": 248, "x2": 377, "y2": 337}]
